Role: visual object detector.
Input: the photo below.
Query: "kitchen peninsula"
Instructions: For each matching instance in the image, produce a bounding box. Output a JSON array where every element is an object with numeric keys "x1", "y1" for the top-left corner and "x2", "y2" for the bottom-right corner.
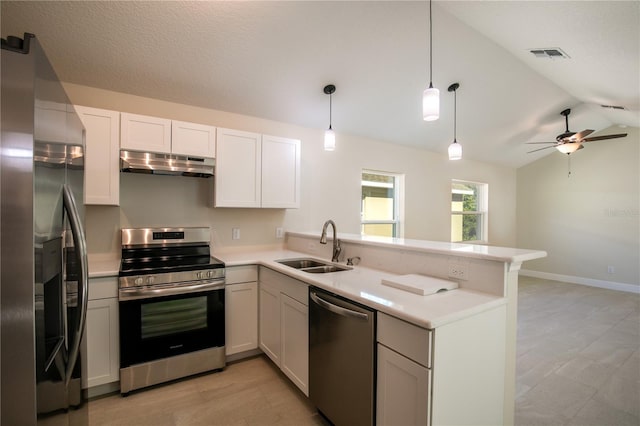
[{"x1": 214, "y1": 231, "x2": 547, "y2": 426}]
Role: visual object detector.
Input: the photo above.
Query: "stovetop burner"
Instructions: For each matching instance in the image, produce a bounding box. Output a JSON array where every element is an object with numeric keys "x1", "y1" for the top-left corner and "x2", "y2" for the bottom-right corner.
[{"x1": 118, "y1": 227, "x2": 225, "y2": 288}]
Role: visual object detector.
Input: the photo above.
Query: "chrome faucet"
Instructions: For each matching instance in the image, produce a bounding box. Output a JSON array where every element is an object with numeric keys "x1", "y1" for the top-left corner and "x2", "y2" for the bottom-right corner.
[{"x1": 320, "y1": 220, "x2": 341, "y2": 262}]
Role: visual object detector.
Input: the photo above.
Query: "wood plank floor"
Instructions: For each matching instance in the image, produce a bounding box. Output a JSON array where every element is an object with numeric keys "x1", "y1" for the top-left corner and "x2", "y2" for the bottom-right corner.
[{"x1": 89, "y1": 276, "x2": 639, "y2": 425}]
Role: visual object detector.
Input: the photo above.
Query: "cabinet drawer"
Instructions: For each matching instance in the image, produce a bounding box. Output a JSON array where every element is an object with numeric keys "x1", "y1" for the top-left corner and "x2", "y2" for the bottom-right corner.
[
  {"x1": 89, "y1": 276, "x2": 118, "y2": 300},
  {"x1": 260, "y1": 267, "x2": 308, "y2": 305},
  {"x1": 226, "y1": 265, "x2": 258, "y2": 284},
  {"x1": 378, "y1": 312, "x2": 431, "y2": 368}
]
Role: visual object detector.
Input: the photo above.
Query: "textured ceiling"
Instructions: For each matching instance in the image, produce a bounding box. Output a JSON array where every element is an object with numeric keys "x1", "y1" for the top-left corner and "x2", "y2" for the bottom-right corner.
[{"x1": 2, "y1": 1, "x2": 638, "y2": 168}]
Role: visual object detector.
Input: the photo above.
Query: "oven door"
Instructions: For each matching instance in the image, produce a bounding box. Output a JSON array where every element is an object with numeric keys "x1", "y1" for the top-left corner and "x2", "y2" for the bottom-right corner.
[{"x1": 119, "y1": 283, "x2": 224, "y2": 368}]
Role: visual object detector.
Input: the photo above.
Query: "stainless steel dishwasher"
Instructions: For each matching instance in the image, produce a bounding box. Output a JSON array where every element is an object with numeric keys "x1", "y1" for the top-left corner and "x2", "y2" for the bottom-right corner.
[{"x1": 309, "y1": 287, "x2": 376, "y2": 426}]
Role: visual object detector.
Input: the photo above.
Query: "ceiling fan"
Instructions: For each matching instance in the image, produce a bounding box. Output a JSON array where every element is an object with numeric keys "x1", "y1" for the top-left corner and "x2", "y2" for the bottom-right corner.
[{"x1": 526, "y1": 108, "x2": 628, "y2": 155}]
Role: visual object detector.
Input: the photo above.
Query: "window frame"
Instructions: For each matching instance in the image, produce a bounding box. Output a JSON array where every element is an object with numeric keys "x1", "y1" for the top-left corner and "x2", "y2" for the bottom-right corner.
[
  {"x1": 361, "y1": 170, "x2": 404, "y2": 238},
  {"x1": 451, "y1": 179, "x2": 488, "y2": 244}
]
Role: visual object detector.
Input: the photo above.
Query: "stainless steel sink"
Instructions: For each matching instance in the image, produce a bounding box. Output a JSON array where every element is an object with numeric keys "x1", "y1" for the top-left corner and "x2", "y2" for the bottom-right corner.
[{"x1": 275, "y1": 258, "x2": 352, "y2": 273}]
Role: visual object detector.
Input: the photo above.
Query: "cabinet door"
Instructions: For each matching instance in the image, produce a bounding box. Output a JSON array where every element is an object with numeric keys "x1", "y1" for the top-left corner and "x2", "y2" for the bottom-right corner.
[
  {"x1": 280, "y1": 293, "x2": 309, "y2": 396},
  {"x1": 214, "y1": 128, "x2": 261, "y2": 207},
  {"x1": 120, "y1": 112, "x2": 171, "y2": 154},
  {"x1": 82, "y1": 297, "x2": 120, "y2": 389},
  {"x1": 225, "y1": 282, "x2": 258, "y2": 356},
  {"x1": 75, "y1": 106, "x2": 120, "y2": 205},
  {"x1": 377, "y1": 344, "x2": 430, "y2": 426},
  {"x1": 261, "y1": 135, "x2": 301, "y2": 208},
  {"x1": 171, "y1": 120, "x2": 216, "y2": 158},
  {"x1": 258, "y1": 281, "x2": 281, "y2": 364}
]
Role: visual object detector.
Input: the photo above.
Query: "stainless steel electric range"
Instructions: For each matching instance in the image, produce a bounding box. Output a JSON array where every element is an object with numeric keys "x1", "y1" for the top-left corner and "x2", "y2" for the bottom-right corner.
[{"x1": 118, "y1": 227, "x2": 225, "y2": 395}]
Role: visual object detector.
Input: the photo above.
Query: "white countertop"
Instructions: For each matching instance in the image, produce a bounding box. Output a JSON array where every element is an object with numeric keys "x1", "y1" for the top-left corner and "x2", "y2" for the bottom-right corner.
[
  {"x1": 88, "y1": 233, "x2": 538, "y2": 328},
  {"x1": 289, "y1": 231, "x2": 547, "y2": 264},
  {"x1": 215, "y1": 248, "x2": 506, "y2": 329}
]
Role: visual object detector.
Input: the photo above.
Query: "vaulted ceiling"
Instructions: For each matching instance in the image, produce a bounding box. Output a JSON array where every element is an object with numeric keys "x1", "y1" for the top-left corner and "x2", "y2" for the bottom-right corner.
[{"x1": 2, "y1": 1, "x2": 638, "y2": 168}]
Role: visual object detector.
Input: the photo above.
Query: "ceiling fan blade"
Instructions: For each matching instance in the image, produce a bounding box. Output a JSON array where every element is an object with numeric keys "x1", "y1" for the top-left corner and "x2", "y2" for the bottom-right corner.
[
  {"x1": 582, "y1": 133, "x2": 628, "y2": 142},
  {"x1": 527, "y1": 145, "x2": 556, "y2": 153},
  {"x1": 573, "y1": 129, "x2": 594, "y2": 141}
]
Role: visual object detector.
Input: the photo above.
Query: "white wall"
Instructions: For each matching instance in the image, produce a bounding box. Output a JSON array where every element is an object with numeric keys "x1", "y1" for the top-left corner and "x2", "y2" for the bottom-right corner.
[
  {"x1": 517, "y1": 126, "x2": 640, "y2": 288},
  {"x1": 63, "y1": 83, "x2": 517, "y2": 257}
]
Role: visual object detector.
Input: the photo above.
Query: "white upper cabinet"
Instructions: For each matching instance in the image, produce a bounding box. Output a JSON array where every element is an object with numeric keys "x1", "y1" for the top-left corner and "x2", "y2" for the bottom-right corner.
[
  {"x1": 261, "y1": 135, "x2": 301, "y2": 209},
  {"x1": 121, "y1": 113, "x2": 216, "y2": 158},
  {"x1": 120, "y1": 112, "x2": 172, "y2": 154},
  {"x1": 215, "y1": 128, "x2": 300, "y2": 209},
  {"x1": 171, "y1": 120, "x2": 216, "y2": 158},
  {"x1": 215, "y1": 128, "x2": 262, "y2": 208},
  {"x1": 74, "y1": 106, "x2": 120, "y2": 205}
]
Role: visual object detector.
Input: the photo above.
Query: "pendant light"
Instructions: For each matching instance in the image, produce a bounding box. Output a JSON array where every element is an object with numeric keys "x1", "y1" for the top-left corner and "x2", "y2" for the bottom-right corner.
[
  {"x1": 324, "y1": 84, "x2": 336, "y2": 151},
  {"x1": 447, "y1": 82, "x2": 462, "y2": 160},
  {"x1": 422, "y1": 0, "x2": 439, "y2": 121}
]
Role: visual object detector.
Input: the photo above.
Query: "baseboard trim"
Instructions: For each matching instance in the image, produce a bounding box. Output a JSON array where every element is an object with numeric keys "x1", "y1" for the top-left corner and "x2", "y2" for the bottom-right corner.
[{"x1": 519, "y1": 269, "x2": 640, "y2": 294}]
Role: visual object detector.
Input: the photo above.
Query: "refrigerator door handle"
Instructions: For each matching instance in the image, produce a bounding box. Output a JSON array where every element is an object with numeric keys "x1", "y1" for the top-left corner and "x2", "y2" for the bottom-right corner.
[
  {"x1": 310, "y1": 291, "x2": 369, "y2": 320},
  {"x1": 62, "y1": 184, "x2": 89, "y2": 385}
]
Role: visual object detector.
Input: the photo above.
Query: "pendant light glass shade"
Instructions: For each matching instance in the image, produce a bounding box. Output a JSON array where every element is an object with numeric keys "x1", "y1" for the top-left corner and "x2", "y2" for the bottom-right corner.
[
  {"x1": 448, "y1": 140, "x2": 462, "y2": 160},
  {"x1": 324, "y1": 84, "x2": 336, "y2": 151},
  {"x1": 324, "y1": 127, "x2": 336, "y2": 151},
  {"x1": 423, "y1": 85, "x2": 440, "y2": 121},
  {"x1": 556, "y1": 142, "x2": 581, "y2": 154}
]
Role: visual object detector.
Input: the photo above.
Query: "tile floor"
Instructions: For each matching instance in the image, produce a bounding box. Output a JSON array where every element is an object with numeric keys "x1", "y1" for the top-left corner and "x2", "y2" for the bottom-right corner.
[
  {"x1": 515, "y1": 276, "x2": 639, "y2": 426},
  {"x1": 89, "y1": 355, "x2": 327, "y2": 426},
  {"x1": 88, "y1": 276, "x2": 639, "y2": 425}
]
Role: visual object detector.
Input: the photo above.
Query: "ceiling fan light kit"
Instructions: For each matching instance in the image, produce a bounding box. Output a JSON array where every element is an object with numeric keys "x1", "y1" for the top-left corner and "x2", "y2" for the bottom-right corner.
[
  {"x1": 323, "y1": 84, "x2": 336, "y2": 151},
  {"x1": 448, "y1": 82, "x2": 462, "y2": 161},
  {"x1": 422, "y1": 0, "x2": 439, "y2": 121},
  {"x1": 556, "y1": 142, "x2": 581, "y2": 154},
  {"x1": 525, "y1": 108, "x2": 628, "y2": 155}
]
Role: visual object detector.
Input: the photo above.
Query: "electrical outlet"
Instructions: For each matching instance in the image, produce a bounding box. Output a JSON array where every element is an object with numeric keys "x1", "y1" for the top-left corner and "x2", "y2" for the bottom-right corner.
[
  {"x1": 448, "y1": 263, "x2": 468, "y2": 280},
  {"x1": 276, "y1": 227, "x2": 284, "y2": 239},
  {"x1": 307, "y1": 242, "x2": 317, "y2": 252},
  {"x1": 232, "y1": 228, "x2": 240, "y2": 240},
  {"x1": 607, "y1": 265, "x2": 615, "y2": 274}
]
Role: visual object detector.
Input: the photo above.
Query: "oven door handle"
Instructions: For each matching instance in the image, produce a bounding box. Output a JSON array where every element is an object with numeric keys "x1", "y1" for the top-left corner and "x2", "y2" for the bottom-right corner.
[{"x1": 119, "y1": 280, "x2": 225, "y2": 301}]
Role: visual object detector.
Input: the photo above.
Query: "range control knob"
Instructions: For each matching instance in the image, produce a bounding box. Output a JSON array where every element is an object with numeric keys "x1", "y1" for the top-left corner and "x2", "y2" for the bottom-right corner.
[
  {"x1": 134, "y1": 277, "x2": 143, "y2": 286},
  {"x1": 195, "y1": 271, "x2": 202, "y2": 280},
  {"x1": 207, "y1": 270, "x2": 216, "y2": 278},
  {"x1": 146, "y1": 276, "x2": 155, "y2": 285}
]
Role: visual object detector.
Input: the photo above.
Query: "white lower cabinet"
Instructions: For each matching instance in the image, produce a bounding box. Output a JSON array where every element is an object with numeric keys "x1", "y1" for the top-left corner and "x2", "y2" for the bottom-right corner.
[
  {"x1": 376, "y1": 312, "x2": 431, "y2": 426},
  {"x1": 225, "y1": 266, "x2": 259, "y2": 357},
  {"x1": 376, "y1": 306, "x2": 507, "y2": 426},
  {"x1": 82, "y1": 277, "x2": 120, "y2": 396},
  {"x1": 258, "y1": 267, "x2": 309, "y2": 396},
  {"x1": 377, "y1": 344, "x2": 430, "y2": 426},
  {"x1": 280, "y1": 293, "x2": 308, "y2": 395},
  {"x1": 258, "y1": 280, "x2": 281, "y2": 363}
]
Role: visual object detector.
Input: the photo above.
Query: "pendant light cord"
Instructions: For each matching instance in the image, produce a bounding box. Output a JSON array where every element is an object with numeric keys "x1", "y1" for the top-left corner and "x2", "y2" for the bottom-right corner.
[
  {"x1": 329, "y1": 92, "x2": 333, "y2": 130},
  {"x1": 429, "y1": 0, "x2": 433, "y2": 87},
  {"x1": 453, "y1": 88, "x2": 457, "y2": 141}
]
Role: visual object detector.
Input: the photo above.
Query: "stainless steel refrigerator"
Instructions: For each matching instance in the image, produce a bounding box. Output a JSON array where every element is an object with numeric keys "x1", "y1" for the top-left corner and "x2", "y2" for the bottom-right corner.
[{"x1": 1, "y1": 33, "x2": 89, "y2": 425}]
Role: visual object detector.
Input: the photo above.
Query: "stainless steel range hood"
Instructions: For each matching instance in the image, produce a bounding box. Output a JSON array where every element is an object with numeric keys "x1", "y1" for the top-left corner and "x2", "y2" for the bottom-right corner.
[{"x1": 120, "y1": 150, "x2": 214, "y2": 178}]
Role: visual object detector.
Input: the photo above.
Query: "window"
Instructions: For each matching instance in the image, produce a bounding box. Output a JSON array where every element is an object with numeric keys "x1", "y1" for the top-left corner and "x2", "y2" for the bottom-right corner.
[
  {"x1": 361, "y1": 171, "x2": 403, "y2": 238},
  {"x1": 451, "y1": 180, "x2": 488, "y2": 243}
]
